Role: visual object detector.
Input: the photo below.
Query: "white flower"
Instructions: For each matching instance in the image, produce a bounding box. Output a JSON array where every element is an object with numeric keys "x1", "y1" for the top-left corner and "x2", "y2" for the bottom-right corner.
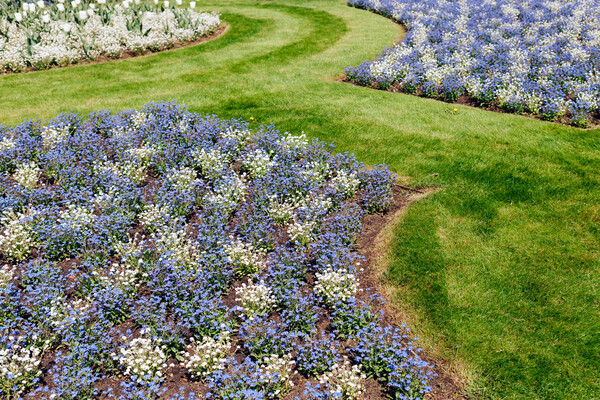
[
  {"x1": 288, "y1": 218, "x2": 316, "y2": 246},
  {"x1": 332, "y1": 170, "x2": 360, "y2": 199},
  {"x1": 0, "y1": 339, "x2": 44, "y2": 398},
  {"x1": 235, "y1": 281, "x2": 276, "y2": 317},
  {"x1": 181, "y1": 332, "x2": 231, "y2": 380},
  {"x1": 314, "y1": 267, "x2": 359, "y2": 308},
  {"x1": 41, "y1": 125, "x2": 70, "y2": 148},
  {"x1": 318, "y1": 358, "x2": 366, "y2": 399},
  {"x1": 114, "y1": 337, "x2": 168, "y2": 380},
  {"x1": 223, "y1": 237, "x2": 266, "y2": 277},
  {"x1": 0, "y1": 208, "x2": 37, "y2": 261},
  {"x1": 0, "y1": 137, "x2": 15, "y2": 152},
  {"x1": 13, "y1": 162, "x2": 40, "y2": 188},
  {"x1": 242, "y1": 148, "x2": 276, "y2": 178},
  {"x1": 0, "y1": 265, "x2": 13, "y2": 288}
]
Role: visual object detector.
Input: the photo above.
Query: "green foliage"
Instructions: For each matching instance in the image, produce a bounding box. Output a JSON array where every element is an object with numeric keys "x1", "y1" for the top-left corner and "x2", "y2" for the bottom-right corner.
[{"x1": 0, "y1": 1, "x2": 598, "y2": 399}]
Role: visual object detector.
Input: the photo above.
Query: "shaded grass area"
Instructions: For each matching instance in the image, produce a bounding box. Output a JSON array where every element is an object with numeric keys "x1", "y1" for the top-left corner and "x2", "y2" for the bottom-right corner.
[{"x1": 1, "y1": 0, "x2": 599, "y2": 399}]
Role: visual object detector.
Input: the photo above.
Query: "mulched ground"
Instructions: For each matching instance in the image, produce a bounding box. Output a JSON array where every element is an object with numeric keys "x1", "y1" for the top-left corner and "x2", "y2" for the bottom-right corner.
[
  {"x1": 356, "y1": 185, "x2": 471, "y2": 400},
  {"x1": 24, "y1": 182, "x2": 469, "y2": 399}
]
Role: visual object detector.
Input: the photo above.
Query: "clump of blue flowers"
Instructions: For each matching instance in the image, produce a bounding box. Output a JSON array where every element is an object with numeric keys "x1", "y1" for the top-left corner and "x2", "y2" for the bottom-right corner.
[
  {"x1": 346, "y1": 0, "x2": 600, "y2": 127},
  {"x1": 0, "y1": 101, "x2": 431, "y2": 399}
]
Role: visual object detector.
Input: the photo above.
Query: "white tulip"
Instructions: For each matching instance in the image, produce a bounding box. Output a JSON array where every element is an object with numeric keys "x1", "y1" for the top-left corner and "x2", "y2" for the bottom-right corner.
[
  {"x1": 89, "y1": 3, "x2": 95, "y2": 9},
  {"x1": 87, "y1": 8, "x2": 94, "y2": 16},
  {"x1": 134, "y1": 0, "x2": 141, "y2": 5},
  {"x1": 164, "y1": 1, "x2": 169, "y2": 7},
  {"x1": 57, "y1": 3, "x2": 65, "y2": 11},
  {"x1": 58, "y1": 0, "x2": 65, "y2": 3},
  {"x1": 61, "y1": 23, "x2": 71, "y2": 33},
  {"x1": 154, "y1": 0, "x2": 158, "y2": 4},
  {"x1": 189, "y1": 1, "x2": 196, "y2": 8},
  {"x1": 14, "y1": 12, "x2": 22, "y2": 22},
  {"x1": 42, "y1": 14, "x2": 50, "y2": 23},
  {"x1": 78, "y1": 9, "x2": 87, "y2": 20},
  {"x1": 176, "y1": 0, "x2": 182, "y2": 5},
  {"x1": 37, "y1": 1, "x2": 45, "y2": 9},
  {"x1": 29, "y1": 3, "x2": 36, "y2": 12}
]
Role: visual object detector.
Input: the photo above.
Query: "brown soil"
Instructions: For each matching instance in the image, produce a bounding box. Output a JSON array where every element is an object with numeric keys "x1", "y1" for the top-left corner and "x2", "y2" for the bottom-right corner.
[
  {"x1": 23, "y1": 184, "x2": 470, "y2": 399},
  {"x1": 340, "y1": 75, "x2": 600, "y2": 130},
  {"x1": 356, "y1": 185, "x2": 471, "y2": 400},
  {"x1": 0, "y1": 24, "x2": 229, "y2": 77}
]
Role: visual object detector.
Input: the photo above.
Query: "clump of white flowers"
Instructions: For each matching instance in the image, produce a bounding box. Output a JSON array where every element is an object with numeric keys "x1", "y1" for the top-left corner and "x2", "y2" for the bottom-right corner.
[
  {"x1": 0, "y1": 208, "x2": 36, "y2": 261},
  {"x1": 332, "y1": 170, "x2": 361, "y2": 199},
  {"x1": 0, "y1": 265, "x2": 12, "y2": 288},
  {"x1": 112, "y1": 335, "x2": 168, "y2": 383},
  {"x1": 318, "y1": 358, "x2": 366, "y2": 400},
  {"x1": 288, "y1": 218, "x2": 316, "y2": 246},
  {"x1": 120, "y1": 161, "x2": 148, "y2": 185},
  {"x1": 235, "y1": 281, "x2": 276, "y2": 317},
  {"x1": 58, "y1": 204, "x2": 95, "y2": 231},
  {"x1": 113, "y1": 234, "x2": 147, "y2": 270},
  {"x1": 260, "y1": 354, "x2": 295, "y2": 397},
  {"x1": 139, "y1": 203, "x2": 172, "y2": 233},
  {"x1": 193, "y1": 148, "x2": 229, "y2": 180},
  {"x1": 222, "y1": 127, "x2": 253, "y2": 147},
  {"x1": 126, "y1": 145, "x2": 157, "y2": 165},
  {"x1": 166, "y1": 166, "x2": 198, "y2": 190},
  {"x1": 242, "y1": 148, "x2": 276, "y2": 178},
  {"x1": 47, "y1": 294, "x2": 69, "y2": 327},
  {"x1": 0, "y1": 5, "x2": 220, "y2": 74},
  {"x1": 223, "y1": 237, "x2": 265, "y2": 277},
  {"x1": 207, "y1": 175, "x2": 247, "y2": 214},
  {"x1": 13, "y1": 162, "x2": 40, "y2": 188},
  {"x1": 181, "y1": 332, "x2": 231, "y2": 380},
  {"x1": 303, "y1": 160, "x2": 331, "y2": 183},
  {"x1": 314, "y1": 267, "x2": 359, "y2": 307},
  {"x1": 153, "y1": 228, "x2": 198, "y2": 268},
  {"x1": 93, "y1": 262, "x2": 143, "y2": 297},
  {"x1": 0, "y1": 339, "x2": 44, "y2": 398},
  {"x1": 130, "y1": 112, "x2": 148, "y2": 129},
  {"x1": 282, "y1": 132, "x2": 309, "y2": 149},
  {"x1": 267, "y1": 194, "x2": 303, "y2": 225},
  {"x1": 41, "y1": 125, "x2": 70, "y2": 148},
  {"x1": 0, "y1": 137, "x2": 16, "y2": 152}
]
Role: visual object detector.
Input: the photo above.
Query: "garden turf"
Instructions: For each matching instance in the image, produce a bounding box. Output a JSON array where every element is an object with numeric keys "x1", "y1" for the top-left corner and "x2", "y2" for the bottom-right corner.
[{"x1": 1, "y1": 0, "x2": 599, "y2": 399}]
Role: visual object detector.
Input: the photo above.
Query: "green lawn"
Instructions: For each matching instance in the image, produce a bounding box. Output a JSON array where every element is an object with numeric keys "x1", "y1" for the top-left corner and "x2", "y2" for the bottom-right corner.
[{"x1": 1, "y1": 1, "x2": 599, "y2": 399}]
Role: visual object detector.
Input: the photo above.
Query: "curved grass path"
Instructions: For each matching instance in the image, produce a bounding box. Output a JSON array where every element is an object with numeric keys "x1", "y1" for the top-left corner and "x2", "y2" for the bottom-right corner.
[{"x1": 1, "y1": 1, "x2": 599, "y2": 399}]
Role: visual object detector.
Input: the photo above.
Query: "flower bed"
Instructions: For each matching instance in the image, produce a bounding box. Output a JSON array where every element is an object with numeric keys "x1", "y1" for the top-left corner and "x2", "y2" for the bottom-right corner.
[
  {"x1": 0, "y1": 101, "x2": 433, "y2": 399},
  {"x1": 0, "y1": 0, "x2": 220, "y2": 73},
  {"x1": 346, "y1": 0, "x2": 600, "y2": 127}
]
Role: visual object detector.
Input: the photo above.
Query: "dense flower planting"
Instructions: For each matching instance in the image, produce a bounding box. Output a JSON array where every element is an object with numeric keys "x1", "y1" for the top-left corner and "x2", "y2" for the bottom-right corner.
[
  {"x1": 346, "y1": 0, "x2": 600, "y2": 127},
  {"x1": 0, "y1": 101, "x2": 433, "y2": 399},
  {"x1": 0, "y1": 0, "x2": 220, "y2": 73}
]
